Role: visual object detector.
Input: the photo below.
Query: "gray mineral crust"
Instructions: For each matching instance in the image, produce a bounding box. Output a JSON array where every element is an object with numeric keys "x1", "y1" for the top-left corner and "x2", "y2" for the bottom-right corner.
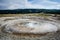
[{"x1": 0, "y1": 16, "x2": 60, "y2": 40}]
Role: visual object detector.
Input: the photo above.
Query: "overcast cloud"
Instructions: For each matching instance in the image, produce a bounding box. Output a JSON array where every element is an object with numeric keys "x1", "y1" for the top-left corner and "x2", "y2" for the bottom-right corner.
[{"x1": 0, "y1": 0, "x2": 60, "y2": 10}]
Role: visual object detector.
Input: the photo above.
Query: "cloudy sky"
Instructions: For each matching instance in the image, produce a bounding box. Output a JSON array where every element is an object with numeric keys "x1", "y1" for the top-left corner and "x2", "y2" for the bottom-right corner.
[{"x1": 0, "y1": 0, "x2": 60, "y2": 10}]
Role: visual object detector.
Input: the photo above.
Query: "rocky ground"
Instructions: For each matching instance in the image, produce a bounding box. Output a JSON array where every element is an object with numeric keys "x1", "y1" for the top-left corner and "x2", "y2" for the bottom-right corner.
[{"x1": 0, "y1": 15, "x2": 60, "y2": 40}]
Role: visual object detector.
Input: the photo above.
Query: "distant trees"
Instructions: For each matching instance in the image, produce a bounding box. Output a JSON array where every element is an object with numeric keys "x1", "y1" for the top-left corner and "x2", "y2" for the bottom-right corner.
[{"x1": 0, "y1": 9, "x2": 60, "y2": 14}]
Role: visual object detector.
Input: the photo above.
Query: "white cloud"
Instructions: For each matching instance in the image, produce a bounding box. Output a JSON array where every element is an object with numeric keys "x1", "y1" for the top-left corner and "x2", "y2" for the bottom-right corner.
[
  {"x1": 25, "y1": 0, "x2": 60, "y2": 9},
  {"x1": 0, "y1": 0, "x2": 25, "y2": 9},
  {"x1": 0, "y1": 0, "x2": 60, "y2": 9}
]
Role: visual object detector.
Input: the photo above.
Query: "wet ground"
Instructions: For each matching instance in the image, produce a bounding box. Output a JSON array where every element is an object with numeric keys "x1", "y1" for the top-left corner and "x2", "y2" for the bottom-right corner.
[{"x1": 0, "y1": 15, "x2": 60, "y2": 40}]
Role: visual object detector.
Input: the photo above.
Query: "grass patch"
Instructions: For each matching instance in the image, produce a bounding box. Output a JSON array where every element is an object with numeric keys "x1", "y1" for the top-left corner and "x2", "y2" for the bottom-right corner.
[{"x1": 0, "y1": 13, "x2": 54, "y2": 17}]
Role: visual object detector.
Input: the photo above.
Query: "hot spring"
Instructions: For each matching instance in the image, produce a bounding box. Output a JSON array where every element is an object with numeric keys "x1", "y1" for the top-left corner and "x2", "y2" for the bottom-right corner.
[{"x1": 0, "y1": 17, "x2": 60, "y2": 34}]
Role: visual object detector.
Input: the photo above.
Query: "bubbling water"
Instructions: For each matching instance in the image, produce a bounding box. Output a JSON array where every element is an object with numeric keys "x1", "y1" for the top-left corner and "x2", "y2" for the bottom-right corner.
[{"x1": 25, "y1": 21, "x2": 40, "y2": 28}]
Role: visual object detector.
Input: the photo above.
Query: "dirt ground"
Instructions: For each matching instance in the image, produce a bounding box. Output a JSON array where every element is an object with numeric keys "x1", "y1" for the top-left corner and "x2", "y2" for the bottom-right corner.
[{"x1": 0, "y1": 14, "x2": 60, "y2": 40}]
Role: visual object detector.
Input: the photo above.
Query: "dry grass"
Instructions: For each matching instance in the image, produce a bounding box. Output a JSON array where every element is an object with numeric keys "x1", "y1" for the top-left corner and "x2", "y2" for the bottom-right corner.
[
  {"x1": 0, "y1": 13, "x2": 53, "y2": 17},
  {"x1": 12, "y1": 33, "x2": 49, "y2": 38}
]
